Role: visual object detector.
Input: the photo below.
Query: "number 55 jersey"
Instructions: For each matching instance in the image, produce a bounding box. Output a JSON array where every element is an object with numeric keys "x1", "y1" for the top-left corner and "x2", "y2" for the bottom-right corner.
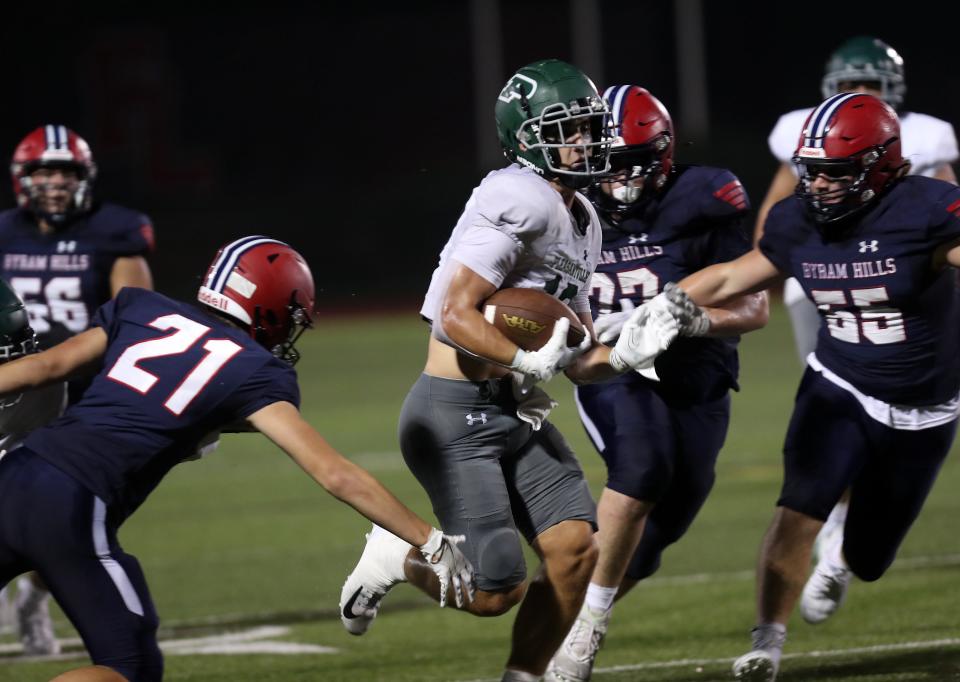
[
  {"x1": 22, "y1": 287, "x2": 300, "y2": 521},
  {"x1": 759, "y1": 176, "x2": 960, "y2": 407},
  {"x1": 0, "y1": 202, "x2": 154, "y2": 348}
]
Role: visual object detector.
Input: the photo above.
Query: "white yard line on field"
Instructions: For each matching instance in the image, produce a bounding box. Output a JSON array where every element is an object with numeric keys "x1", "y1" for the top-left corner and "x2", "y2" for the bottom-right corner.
[{"x1": 460, "y1": 637, "x2": 960, "y2": 682}]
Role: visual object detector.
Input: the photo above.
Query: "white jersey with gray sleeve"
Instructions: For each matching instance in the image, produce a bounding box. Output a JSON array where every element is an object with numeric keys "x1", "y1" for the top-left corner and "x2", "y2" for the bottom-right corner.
[
  {"x1": 420, "y1": 164, "x2": 601, "y2": 345},
  {"x1": 768, "y1": 108, "x2": 958, "y2": 178}
]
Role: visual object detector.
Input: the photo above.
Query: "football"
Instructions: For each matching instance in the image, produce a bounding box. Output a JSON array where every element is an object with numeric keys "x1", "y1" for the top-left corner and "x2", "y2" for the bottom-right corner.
[{"x1": 483, "y1": 287, "x2": 587, "y2": 351}]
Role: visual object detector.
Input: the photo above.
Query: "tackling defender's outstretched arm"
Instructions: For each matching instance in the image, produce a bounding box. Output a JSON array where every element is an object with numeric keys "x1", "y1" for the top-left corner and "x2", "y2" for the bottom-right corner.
[
  {"x1": 110, "y1": 256, "x2": 154, "y2": 296},
  {"x1": 678, "y1": 248, "x2": 782, "y2": 309},
  {"x1": 0, "y1": 327, "x2": 107, "y2": 398},
  {"x1": 249, "y1": 401, "x2": 434, "y2": 547}
]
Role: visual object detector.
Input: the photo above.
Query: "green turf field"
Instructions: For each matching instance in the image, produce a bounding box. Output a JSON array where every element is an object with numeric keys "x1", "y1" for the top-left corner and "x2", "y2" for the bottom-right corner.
[{"x1": 2, "y1": 301, "x2": 959, "y2": 681}]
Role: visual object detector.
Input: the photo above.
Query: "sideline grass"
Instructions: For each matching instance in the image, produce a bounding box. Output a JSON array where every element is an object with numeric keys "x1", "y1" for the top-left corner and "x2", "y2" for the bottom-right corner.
[{"x1": 1, "y1": 302, "x2": 958, "y2": 681}]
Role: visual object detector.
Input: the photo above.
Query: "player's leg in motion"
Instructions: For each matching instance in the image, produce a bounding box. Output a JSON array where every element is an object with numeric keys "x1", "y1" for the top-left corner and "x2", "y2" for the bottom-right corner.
[
  {"x1": 783, "y1": 276, "x2": 852, "y2": 566},
  {"x1": 801, "y1": 416, "x2": 955, "y2": 625},
  {"x1": 341, "y1": 374, "x2": 531, "y2": 635},
  {"x1": 734, "y1": 371, "x2": 863, "y2": 681},
  {"x1": 548, "y1": 387, "x2": 728, "y2": 682},
  {"x1": 15, "y1": 571, "x2": 59, "y2": 655},
  {"x1": 0, "y1": 448, "x2": 163, "y2": 681}
]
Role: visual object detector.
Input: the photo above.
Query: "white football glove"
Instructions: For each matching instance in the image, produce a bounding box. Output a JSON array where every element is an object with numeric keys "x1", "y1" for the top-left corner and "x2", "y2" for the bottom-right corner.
[
  {"x1": 419, "y1": 528, "x2": 476, "y2": 608},
  {"x1": 608, "y1": 299, "x2": 678, "y2": 372},
  {"x1": 594, "y1": 297, "x2": 636, "y2": 344},
  {"x1": 510, "y1": 317, "x2": 592, "y2": 394},
  {"x1": 663, "y1": 282, "x2": 711, "y2": 337}
]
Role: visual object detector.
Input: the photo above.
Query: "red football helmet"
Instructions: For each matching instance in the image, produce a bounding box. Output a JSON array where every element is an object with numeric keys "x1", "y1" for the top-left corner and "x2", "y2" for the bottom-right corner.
[
  {"x1": 197, "y1": 236, "x2": 316, "y2": 364},
  {"x1": 10, "y1": 125, "x2": 98, "y2": 224},
  {"x1": 597, "y1": 85, "x2": 674, "y2": 210},
  {"x1": 793, "y1": 93, "x2": 907, "y2": 224}
]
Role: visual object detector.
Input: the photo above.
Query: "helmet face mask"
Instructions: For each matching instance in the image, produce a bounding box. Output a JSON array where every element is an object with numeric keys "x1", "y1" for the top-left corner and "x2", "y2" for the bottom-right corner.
[
  {"x1": 0, "y1": 278, "x2": 39, "y2": 409},
  {"x1": 495, "y1": 59, "x2": 611, "y2": 188},
  {"x1": 197, "y1": 236, "x2": 316, "y2": 366},
  {"x1": 10, "y1": 125, "x2": 97, "y2": 226},
  {"x1": 793, "y1": 93, "x2": 906, "y2": 225},
  {"x1": 821, "y1": 36, "x2": 906, "y2": 108}
]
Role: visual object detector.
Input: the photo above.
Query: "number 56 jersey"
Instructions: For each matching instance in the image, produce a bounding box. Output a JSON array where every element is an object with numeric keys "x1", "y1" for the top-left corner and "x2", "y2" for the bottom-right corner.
[
  {"x1": 0, "y1": 202, "x2": 154, "y2": 348},
  {"x1": 23, "y1": 287, "x2": 300, "y2": 520}
]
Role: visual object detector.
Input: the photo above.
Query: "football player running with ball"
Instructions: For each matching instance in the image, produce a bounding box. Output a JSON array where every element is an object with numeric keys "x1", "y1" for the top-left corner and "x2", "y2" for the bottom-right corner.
[
  {"x1": 0, "y1": 125, "x2": 156, "y2": 657},
  {"x1": 0, "y1": 236, "x2": 475, "y2": 682},
  {"x1": 670, "y1": 94, "x2": 960, "y2": 682},
  {"x1": 338, "y1": 60, "x2": 688, "y2": 682},
  {"x1": 544, "y1": 85, "x2": 768, "y2": 682}
]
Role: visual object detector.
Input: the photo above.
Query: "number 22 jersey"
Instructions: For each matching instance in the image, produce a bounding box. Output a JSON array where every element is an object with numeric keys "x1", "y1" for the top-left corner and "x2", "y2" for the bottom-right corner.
[{"x1": 23, "y1": 287, "x2": 300, "y2": 521}]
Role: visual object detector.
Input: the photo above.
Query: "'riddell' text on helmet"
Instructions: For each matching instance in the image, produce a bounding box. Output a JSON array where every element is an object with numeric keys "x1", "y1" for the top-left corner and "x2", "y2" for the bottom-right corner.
[
  {"x1": 197, "y1": 236, "x2": 315, "y2": 365},
  {"x1": 10, "y1": 125, "x2": 98, "y2": 226},
  {"x1": 793, "y1": 93, "x2": 908, "y2": 225},
  {"x1": 494, "y1": 59, "x2": 611, "y2": 189}
]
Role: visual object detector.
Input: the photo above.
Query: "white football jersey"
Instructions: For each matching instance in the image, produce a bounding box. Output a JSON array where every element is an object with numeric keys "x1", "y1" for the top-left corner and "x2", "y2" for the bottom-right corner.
[
  {"x1": 768, "y1": 108, "x2": 958, "y2": 177},
  {"x1": 421, "y1": 164, "x2": 601, "y2": 344}
]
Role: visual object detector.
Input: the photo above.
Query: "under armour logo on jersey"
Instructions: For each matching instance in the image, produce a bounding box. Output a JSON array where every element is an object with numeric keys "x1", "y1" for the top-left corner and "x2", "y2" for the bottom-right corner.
[
  {"x1": 858, "y1": 240, "x2": 879, "y2": 253},
  {"x1": 628, "y1": 233, "x2": 649, "y2": 244},
  {"x1": 56, "y1": 240, "x2": 76, "y2": 253},
  {"x1": 465, "y1": 413, "x2": 488, "y2": 426}
]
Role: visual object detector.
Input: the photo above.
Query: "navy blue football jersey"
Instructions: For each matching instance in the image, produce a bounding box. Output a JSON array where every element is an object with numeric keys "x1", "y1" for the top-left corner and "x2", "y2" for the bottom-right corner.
[
  {"x1": 760, "y1": 176, "x2": 960, "y2": 405},
  {"x1": 590, "y1": 165, "x2": 751, "y2": 402},
  {"x1": 24, "y1": 287, "x2": 299, "y2": 520},
  {"x1": 0, "y1": 202, "x2": 154, "y2": 348}
]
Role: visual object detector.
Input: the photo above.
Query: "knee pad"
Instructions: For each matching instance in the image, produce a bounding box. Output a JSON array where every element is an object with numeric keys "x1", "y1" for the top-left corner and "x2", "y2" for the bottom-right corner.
[{"x1": 476, "y1": 526, "x2": 525, "y2": 585}]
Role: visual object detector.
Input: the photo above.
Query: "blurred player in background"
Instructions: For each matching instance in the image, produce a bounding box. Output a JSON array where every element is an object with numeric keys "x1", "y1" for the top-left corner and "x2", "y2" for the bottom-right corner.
[
  {"x1": 0, "y1": 124, "x2": 155, "y2": 656},
  {"x1": 751, "y1": 36, "x2": 958, "y2": 610},
  {"x1": 675, "y1": 94, "x2": 960, "y2": 681},
  {"x1": 338, "y1": 60, "x2": 682, "y2": 682},
  {"x1": 0, "y1": 235, "x2": 475, "y2": 682},
  {"x1": 545, "y1": 85, "x2": 767, "y2": 682}
]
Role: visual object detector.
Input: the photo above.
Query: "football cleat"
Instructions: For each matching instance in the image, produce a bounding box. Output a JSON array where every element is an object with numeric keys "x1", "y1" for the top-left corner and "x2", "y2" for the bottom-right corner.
[
  {"x1": 15, "y1": 580, "x2": 60, "y2": 656},
  {"x1": 339, "y1": 527, "x2": 411, "y2": 636},
  {"x1": 732, "y1": 625, "x2": 785, "y2": 682},
  {"x1": 800, "y1": 558, "x2": 852, "y2": 624},
  {"x1": 544, "y1": 602, "x2": 610, "y2": 681}
]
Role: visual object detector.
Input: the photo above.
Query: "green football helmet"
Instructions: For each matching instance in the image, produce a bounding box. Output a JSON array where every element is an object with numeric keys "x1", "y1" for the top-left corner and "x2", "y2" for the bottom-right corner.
[
  {"x1": 495, "y1": 59, "x2": 610, "y2": 188},
  {"x1": 821, "y1": 36, "x2": 905, "y2": 108},
  {"x1": 0, "y1": 278, "x2": 37, "y2": 363},
  {"x1": 0, "y1": 278, "x2": 37, "y2": 409}
]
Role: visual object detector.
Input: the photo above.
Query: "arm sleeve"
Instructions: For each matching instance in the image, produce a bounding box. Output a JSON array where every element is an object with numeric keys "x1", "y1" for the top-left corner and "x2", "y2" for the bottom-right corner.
[
  {"x1": 756, "y1": 201, "x2": 798, "y2": 273},
  {"x1": 927, "y1": 185, "x2": 960, "y2": 244},
  {"x1": 449, "y1": 224, "x2": 523, "y2": 290}
]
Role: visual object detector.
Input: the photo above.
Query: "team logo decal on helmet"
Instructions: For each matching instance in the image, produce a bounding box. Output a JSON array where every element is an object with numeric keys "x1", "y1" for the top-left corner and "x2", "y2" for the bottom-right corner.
[
  {"x1": 793, "y1": 93, "x2": 907, "y2": 224},
  {"x1": 494, "y1": 59, "x2": 611, "y2": 189},
  {"x1": 198, "y1": 235, "x2": 315, "y2": 365},
  {"x1": 821, "y1": 36, "x2": 906, "y2": 108},
  {"x1": 10, "y1": 125, "x2": 98, "y2": 225},
  {"x1": 597, "y1": 85, "x2": 675, "y2": 211}
]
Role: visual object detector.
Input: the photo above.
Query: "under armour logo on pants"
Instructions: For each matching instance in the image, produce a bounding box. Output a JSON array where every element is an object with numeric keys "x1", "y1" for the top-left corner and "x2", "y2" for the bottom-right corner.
[{"x1": 465, "y1": 413, "x2": 488, "y2": 426}]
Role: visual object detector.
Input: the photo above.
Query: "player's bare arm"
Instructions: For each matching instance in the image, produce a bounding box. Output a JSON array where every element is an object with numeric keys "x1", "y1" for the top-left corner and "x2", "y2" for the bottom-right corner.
[
  {"x1": 933, "y1": 163, "x2": 958, "y2": 184},
  {"x1": 753, "y1": 163, "x2": 797, "y2": 246},
  {"x1": 110, "y1": 255, "x2": 154, "y2": 295},
  {"x1": 933, "y1": 236, "x2": 960, "y2": 269},
  {"x1": 0, "y1": 327, "x2": 106, "y2": 397},
  {"x1": 679, "y1": 248, "x2": 781, "y2": 308},
  {"x1": 701, "y1": 291, "x2": 769, "y2": 337},
  {"x1": 248, "y1": 400, "x2": 434, "y2": 548}
]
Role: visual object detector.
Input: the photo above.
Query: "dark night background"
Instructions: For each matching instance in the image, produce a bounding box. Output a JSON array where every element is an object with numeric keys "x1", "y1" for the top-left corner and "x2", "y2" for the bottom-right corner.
[{"x1": 3, "y1": 1, "x2": 957, "y2": 312}]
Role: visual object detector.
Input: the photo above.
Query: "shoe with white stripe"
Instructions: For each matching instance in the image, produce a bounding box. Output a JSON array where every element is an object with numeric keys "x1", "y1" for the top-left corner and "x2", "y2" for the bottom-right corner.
[{"x1": 544, "y1": 602, "x2": 610, "y2": 681}]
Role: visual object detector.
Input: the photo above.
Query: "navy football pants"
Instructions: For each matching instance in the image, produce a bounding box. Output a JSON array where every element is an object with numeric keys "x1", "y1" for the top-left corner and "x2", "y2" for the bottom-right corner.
[
  {"x1": 0, "y1": 448, "x2": 162, "y2": 681},
  {"x1": 780, "y1": 369, "x2": 956, "y2": 581},
  {"x1": 576, "y1": 380, "x2": 731, "y2": 580}
]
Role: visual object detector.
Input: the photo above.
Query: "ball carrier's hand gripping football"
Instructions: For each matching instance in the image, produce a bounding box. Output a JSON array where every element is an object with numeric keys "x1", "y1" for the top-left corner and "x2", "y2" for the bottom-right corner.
[
  {"x1": 509, "y1": 318, "x2": 592, "y2": 393},
  {"x1": 419, "y1": 529, "x2": 477, "y2": 608}
]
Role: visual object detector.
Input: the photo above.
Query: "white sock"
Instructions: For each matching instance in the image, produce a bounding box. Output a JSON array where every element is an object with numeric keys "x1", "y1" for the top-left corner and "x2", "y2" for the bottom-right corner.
[
  {"x1": 824, "y1": 500, "x2": 848, "y2": 530},
  {"x1": 751, "y1": 622, "x2": 787, "y2": 658},
  {"x1": 501, "y1": 669, "x2": 539, "y2": 682},
  {"x1": 368, "y1": 524, "x2": 411, "y2": 584},
  {"x1": 15, "y1": 577, "x2": 48, "y2": 611},
  {"x1": 584, "y1": 583, "x2": 618, "y2": 613}
]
